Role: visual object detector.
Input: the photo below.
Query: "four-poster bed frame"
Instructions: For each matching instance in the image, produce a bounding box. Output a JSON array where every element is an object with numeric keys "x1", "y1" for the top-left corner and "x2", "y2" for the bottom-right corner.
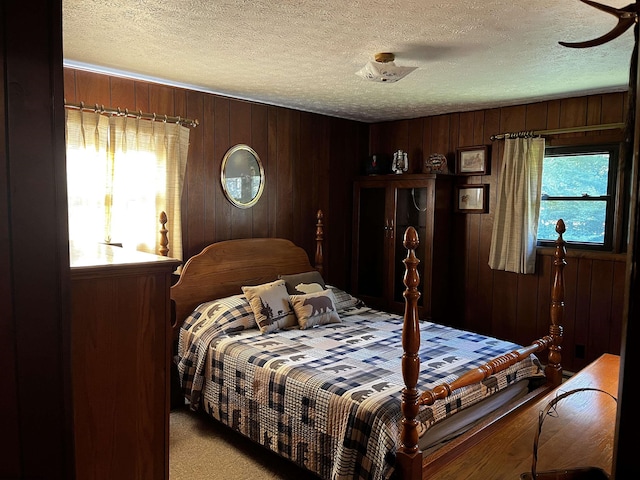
[{"x1": 162, "y1": 210, "x2": 566, "y2": 480}]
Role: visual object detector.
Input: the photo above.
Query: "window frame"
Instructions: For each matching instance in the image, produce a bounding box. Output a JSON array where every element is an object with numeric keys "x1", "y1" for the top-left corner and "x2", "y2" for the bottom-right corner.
[{"x1": 536, "y1": 142, "x2": 621, "y2": 251}]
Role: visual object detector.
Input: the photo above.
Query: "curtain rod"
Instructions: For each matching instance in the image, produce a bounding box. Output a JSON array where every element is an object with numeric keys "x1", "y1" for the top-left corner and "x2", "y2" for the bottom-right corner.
[
  {"x1": 64, "y1": 101, "x2": 199, "y2": 128},
  {"x1": 490, "y1": 122, "x2": 625, "y2": 141}
]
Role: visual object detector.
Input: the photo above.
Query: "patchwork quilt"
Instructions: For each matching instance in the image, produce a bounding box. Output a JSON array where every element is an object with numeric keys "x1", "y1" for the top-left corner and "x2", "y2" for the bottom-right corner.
[{"x1": 176, "y1": 302, "x2": 543, "y2": 480}]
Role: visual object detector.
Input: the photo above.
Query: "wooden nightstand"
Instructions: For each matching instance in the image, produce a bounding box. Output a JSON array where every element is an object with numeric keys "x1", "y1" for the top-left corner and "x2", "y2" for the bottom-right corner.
[{"x1": 429, "y1": 354, "x2": 619, "y2": 480}]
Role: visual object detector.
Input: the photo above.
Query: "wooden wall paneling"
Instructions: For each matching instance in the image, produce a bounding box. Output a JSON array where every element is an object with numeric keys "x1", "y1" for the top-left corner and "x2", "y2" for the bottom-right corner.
[
  {"x1": 229, "y1": 99, "x2": 253, "y2": 239},
  {"x1": 559, "y1": 96, "x2": 588, "y2": 131},
  {"x1": 388, "y1": 119, "x2": 409, "y2": 158},
  {"x1": 422, "y1": 117, "x2": 433, "y2": 167},
  {"x1": 610, "y1": 260, "x2": 625, "y2": 354},
  {"x1": 490, "y1": 270, "x2": 519, "y2": 341},
  {"x1": 499, "y1": 104, "x2": 527, "y2": 134},
  {"x1": 588, "y1": 259, "x2": 615, "y2": 364},
  {"x1": 75, "y1": 69, "x2": 110, "y2": 106},
  {"x1": 524, "y1": 101, "x2": 549, "y2": 131},
  {"x1": 295, "y1": 112, "x2": 315, "y2": 249},
  {"x1": 175, "y1": 88, "x2": 187, "y2": 119},
  {"x1": 587, "y1": 95, "x2": 603, "y2": 129},
  {"x1": 601, "y1": 92, "x2": 626, "y2": 125},
  {"x1": 458, "y1": 111, "x2": 475, "y2": 147},
  {"x1": 149, "y1": 83, "x2": 175, "y2": 116},
  {"x1": 473, "y1": 110, "x2": 485, "y2": 146},
  {"x1": 408, "y1": 118, "x2": 424, "y2": 173},
  {"x1": 184, "y1": 91, "x2": 205, "y2": 257},
  {"x1": 448, "y1": 113, "x2": 460, "y2": 157},
  {"x1": 574, "y1": 258, "x2": 593, "y2": 371},
  {"x1": 315, "y1": 114, "x2": 329, "y2": 236},
  {"x1": 330, "y1": 119, "x2": 367, "y2": 288},
  {"x1": 64, "y1": 68, "x2": 77, "y2": 102},
  {"x1": 515, "y1": 264, "x2": 539, "y2": 348},
  {"x1": 214, "y1": 97, "x2": 232, "y2": 244},
  {"x1": 110, "y1": 76, "x2": 136, "y2": 109},
  {"x1": 305, "y1": 112, "x2": 323, "y2": 252},
  {"x1": 430, "y1": 115, "x2": 451, "y2": 165},
  {"x1": 266, "y1": 106, "x2": 278, "y2": 238},
  {"x1": 288, "y1": 109, "x2": 302, "y2": 249},
  {"x1": 276, "y1": 108, "x2": 296, "y2": 240},
  {"x1": 134, "y1": 81, "x2": 150, "y2": 112},
  {"x1": 202, "y1": 94, "x2": 216, "y2": 244},
  {"x1": 458, "y1": 111, "x2": 480, "y2": 332},
  {"x1": 251, "y1": 103, "x2": 270, "y2": 238},
  {"x1": 368, "y1": 122, "x2": 384, "y2": 160}
]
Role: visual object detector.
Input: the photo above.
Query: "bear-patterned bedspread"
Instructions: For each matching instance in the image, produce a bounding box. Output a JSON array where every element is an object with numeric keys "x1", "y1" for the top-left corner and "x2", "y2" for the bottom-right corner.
[{"x1": 176, "y1": 307, "x2": 543, "y2": 480}]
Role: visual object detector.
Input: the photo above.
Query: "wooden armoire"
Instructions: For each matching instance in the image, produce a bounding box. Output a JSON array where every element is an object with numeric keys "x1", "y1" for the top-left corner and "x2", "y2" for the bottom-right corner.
[{"x1": 351, "y1": 173, "x2": 453, "y2": 321}]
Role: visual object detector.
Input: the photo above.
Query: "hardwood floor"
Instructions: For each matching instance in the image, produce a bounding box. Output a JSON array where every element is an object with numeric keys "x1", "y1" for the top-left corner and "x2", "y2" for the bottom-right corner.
[{"x1": 427, "y1": 354, "x2": 619, "y2": 480}]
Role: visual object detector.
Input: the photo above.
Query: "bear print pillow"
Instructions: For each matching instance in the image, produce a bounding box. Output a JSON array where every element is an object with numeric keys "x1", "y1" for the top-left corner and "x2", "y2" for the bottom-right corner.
[{"x1": 289, "y1": 289, "x2": 340, "y2": 329}]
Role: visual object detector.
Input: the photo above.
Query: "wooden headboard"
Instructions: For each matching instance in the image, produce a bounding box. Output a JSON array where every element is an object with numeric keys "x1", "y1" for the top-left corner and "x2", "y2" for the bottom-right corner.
[{"x1": 170, "y1": 237, "x2": 315, "y2": 336}]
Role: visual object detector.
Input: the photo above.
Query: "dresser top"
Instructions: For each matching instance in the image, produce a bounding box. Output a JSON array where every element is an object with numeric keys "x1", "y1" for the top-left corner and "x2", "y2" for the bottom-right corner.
[{"x1": 70, "y1": 242, "x2": 181, "y2": 274}]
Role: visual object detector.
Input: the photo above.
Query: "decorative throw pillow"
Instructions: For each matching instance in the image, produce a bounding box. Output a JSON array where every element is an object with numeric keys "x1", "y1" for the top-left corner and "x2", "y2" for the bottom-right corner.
[
  {"x1": 290, "y1": 289, "x2": 341, "y2": 329},
  {"x1": 242, "y1": 279, "x2": 297, "y2": 333},
  {"x1": 279, "y1": 270, "x2": 326, "y2": 295},
  {"x1": 327, "y1": 285, "x2": 366, "y2": 313}
]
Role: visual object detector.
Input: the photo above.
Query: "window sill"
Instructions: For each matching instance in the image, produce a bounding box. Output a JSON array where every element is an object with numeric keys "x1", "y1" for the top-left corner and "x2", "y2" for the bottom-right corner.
[{"x1": 536, "y1": 246, "x2": 627, "y2": 262}]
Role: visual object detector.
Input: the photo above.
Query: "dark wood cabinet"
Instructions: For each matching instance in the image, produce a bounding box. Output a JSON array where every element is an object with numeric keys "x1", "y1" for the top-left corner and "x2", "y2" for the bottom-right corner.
[
  {"x1": 352, "y1": 174, "x2": 453, "y2": 320},
  {"x1": 70, "y1": 243, "x2": 180, "y2": 480}
]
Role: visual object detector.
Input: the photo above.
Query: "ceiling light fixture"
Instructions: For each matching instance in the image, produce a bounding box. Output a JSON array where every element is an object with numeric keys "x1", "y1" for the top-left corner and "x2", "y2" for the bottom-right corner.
[{"x1": 355, "y1": 52, "x2": 417, "y2": 83}]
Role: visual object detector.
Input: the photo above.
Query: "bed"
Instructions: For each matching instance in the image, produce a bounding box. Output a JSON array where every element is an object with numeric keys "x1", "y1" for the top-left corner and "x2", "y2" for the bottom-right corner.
[{"x1": 168, "y1": 210, "x2": 565, "y2": 480}]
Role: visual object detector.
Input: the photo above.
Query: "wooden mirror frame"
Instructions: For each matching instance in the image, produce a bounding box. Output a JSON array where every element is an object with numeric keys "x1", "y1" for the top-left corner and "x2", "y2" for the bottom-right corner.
[{"x1": 220, "y1": 144, "x2": 265, "y2": 208}]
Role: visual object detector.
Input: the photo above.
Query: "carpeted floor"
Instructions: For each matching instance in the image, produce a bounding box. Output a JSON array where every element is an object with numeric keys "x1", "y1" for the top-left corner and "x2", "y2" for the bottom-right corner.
[{"x1": 170, "y1": 406, "x2": 320, "y2": 479}]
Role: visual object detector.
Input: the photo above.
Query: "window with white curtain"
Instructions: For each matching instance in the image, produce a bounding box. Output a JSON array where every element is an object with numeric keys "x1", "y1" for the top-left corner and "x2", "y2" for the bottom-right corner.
[{"x1": 65, "y1": 109, "x2": 189, "y2": 260}]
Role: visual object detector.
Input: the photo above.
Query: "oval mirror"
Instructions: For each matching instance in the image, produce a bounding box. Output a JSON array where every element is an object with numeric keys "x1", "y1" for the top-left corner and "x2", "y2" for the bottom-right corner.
[{"x1": 220, "y1": 144, "x2": 265, "y2": 208}]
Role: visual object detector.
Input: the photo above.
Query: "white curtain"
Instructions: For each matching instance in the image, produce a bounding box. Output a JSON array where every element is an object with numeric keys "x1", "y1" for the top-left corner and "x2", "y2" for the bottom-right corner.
[
  {"x1": 66, "y1": 109, "x2": 189, "y2": 260},
  {"x1": 488, "y1": 137, "x2": 545, "y2": 274}
]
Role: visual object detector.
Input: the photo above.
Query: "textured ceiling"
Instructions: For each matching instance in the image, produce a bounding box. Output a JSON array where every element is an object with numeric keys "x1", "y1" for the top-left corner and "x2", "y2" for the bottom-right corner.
[{"x1": 63, "y1": 0, "x2": 634, "y2": 123}]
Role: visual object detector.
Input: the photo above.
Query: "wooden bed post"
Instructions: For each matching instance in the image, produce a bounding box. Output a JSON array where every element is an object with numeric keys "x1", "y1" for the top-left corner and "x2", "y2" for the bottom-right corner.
[
  {"x1": 159, "y1": 211, "x2": 169, "y2": 257},
  {"x1": 315, "y1": 209, "x2": 324, "y2": 274},
  {"x1": 396, "y1": 226, "x2": 423, "y2": 480},
  {"x1": 546, "y1": 219, "x2": 566, "y2": 386}
]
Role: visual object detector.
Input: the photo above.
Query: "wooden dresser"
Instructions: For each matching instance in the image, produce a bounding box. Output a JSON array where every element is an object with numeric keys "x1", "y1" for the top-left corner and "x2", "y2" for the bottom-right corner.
[
  {"x1": 429, "y1": 354, "x2": 619, "y2": 479},
  {"x1": 70, "y1": 243, "x2": 181, "y2": 480}
]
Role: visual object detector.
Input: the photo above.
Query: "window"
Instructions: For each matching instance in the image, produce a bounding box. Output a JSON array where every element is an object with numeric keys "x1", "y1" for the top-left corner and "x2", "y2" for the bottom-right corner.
[
  {"x1": 537, "y1": 143, "x2": 619, "y2": 250},
  {"x1": 65, "y1": 110, "x2": 189, "y2": 259}
]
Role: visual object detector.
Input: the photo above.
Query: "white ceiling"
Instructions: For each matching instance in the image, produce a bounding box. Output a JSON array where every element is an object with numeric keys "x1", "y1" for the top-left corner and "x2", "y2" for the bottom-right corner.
[{"x1": 62, "y1": 0, "x2": 634, "y2": 123}]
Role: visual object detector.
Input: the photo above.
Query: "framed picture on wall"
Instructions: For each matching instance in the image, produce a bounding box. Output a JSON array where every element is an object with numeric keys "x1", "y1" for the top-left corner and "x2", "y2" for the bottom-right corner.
[
  {"x1": 456, "y1": 145, "x2": 489, "y2": 175},
  {"x1": 455, "y1": 184, "x2": 489, "y2": 213}
]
